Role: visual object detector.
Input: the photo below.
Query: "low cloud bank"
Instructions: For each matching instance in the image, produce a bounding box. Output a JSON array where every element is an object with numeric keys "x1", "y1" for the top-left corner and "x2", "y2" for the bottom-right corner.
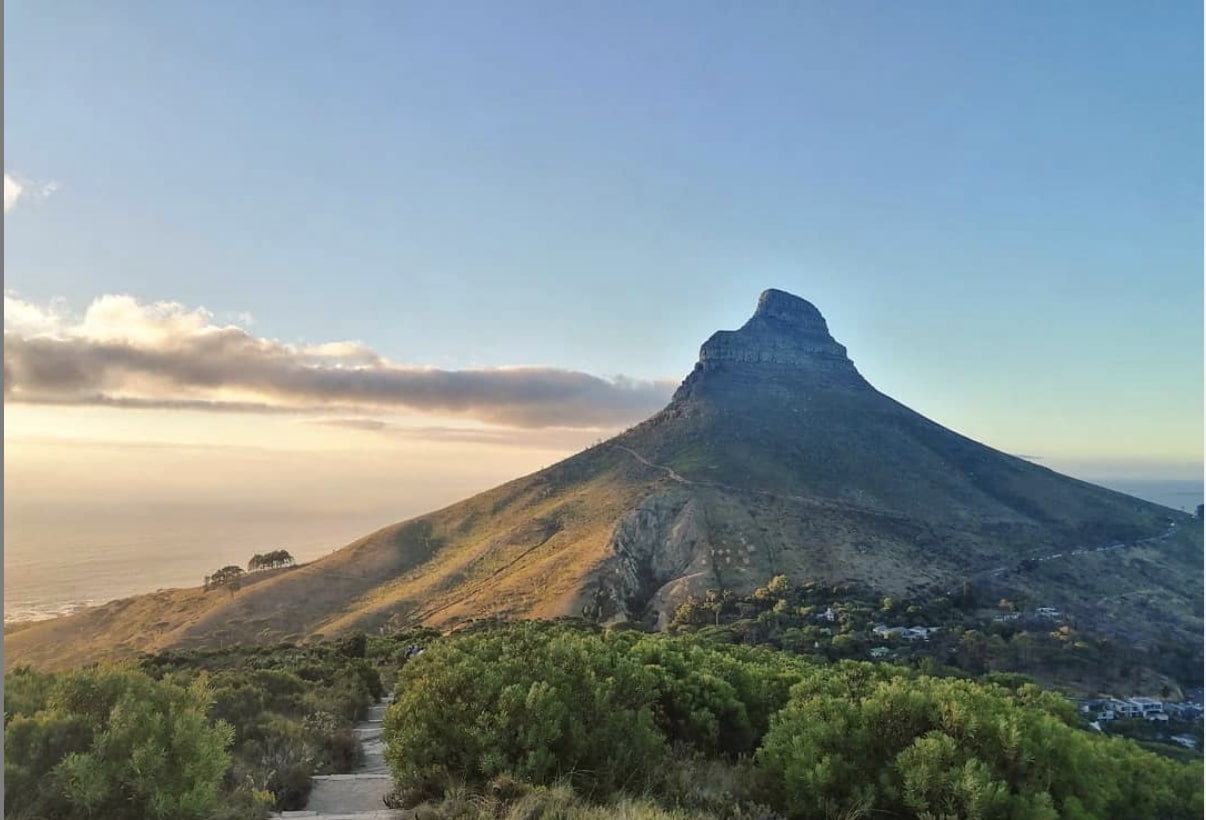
[{"x1": 3, "y1": 293, "x2": 676, "y2": 428}]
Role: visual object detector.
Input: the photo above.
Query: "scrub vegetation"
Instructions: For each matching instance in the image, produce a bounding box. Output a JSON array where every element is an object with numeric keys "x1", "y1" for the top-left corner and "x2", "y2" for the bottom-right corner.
[{"x1": 6, "y1": 619, "x2": 1200, "y2": 819}]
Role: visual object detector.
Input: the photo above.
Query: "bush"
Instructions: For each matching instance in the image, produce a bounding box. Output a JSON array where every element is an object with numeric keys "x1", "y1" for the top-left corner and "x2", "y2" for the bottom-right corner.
[
  {"x1": 758, "y1": 664, "x2": 1204, "y2": 820},
  {"x1": 383, "y1": 623, "x2": 665, "y2": 797},
  {"x1": 4, "y1": 667, "x2": 232, "y2": 820}
]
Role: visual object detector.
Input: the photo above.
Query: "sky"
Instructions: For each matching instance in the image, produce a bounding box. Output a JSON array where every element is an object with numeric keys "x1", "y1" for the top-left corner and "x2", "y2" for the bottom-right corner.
[{"x1": 4, "y1": 2, "x2": 1203, "y2": 595}]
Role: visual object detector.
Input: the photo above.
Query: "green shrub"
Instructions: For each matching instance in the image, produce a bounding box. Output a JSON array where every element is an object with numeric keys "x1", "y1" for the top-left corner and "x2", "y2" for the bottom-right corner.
[
  {"x1": 383, "y1": 623, "x2": 665, "y2": 798},
  {"x1": 4, "y1": 667, "x2": 232, "y2": 820},
  {"x1": 758, "y1": 664, "x2": 1204, "y2": 820}
]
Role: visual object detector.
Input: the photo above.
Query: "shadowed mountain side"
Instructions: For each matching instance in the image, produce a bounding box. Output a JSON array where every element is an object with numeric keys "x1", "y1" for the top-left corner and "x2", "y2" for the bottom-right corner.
[{"x1": 5, "y1": 289, "x2": 1198, "y2": 670}]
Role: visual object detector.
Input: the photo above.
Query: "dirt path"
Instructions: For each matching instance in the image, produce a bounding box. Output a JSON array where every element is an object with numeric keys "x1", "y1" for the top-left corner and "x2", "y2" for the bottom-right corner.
[
  {"x1": 612, "y1": 444, "x2": 690, "y2": 484},
  {"x1": 609, "y1": 443, "x2": 909, "y2": 520}
]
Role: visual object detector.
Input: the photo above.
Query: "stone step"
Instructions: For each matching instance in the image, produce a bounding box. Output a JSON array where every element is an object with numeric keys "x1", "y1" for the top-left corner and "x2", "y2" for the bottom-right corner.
[
  {"x1": 278, "y1": 812, "x2": 408, "y2": 819},
  {"x1": 294, "y1": 697, "x2": 400, "y2": 818}
]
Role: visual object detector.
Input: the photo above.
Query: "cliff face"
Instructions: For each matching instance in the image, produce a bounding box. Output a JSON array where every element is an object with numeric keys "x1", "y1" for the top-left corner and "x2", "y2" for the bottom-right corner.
[
  {"x1": 700, "y1": 289, "x2": 855, "y2": 368},
  {"x1": 676, "y1": 289, "x2": 870, "y2": 403}
]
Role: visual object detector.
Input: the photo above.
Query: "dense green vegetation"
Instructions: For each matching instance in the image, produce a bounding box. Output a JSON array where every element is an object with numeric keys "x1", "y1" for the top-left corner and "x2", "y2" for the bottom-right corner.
[
  {"x1": 383, "y1": 621, "x2": 1202, "y2": 819},
  {"x1": 6, "y1": 618, "x2": 1201, "y2": 819},
  {"x1": 5, "y1": 633, "x2": 386, "y2": 819},
  {"x1": 4, "y1": 667, "x2": 232, "y2": 820},
  {"x1": 667, "y1": 576, "x2": 1203, "y2": 693}
]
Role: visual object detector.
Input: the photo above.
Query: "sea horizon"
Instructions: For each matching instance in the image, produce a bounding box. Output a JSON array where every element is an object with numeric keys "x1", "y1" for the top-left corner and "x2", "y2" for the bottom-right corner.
[{"x1": 5, "y1": 474, "x2": 1201, "y2": 624}]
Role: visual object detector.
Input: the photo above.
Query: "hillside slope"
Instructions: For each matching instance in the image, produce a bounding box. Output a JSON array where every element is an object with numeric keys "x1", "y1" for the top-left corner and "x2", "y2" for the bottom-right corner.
[{"x1": 6, "y1": 289, "x2": 1198, "y2": 670}]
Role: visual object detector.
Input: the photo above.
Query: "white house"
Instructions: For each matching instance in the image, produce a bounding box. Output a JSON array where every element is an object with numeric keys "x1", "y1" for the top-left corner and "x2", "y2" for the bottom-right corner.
[
  {"x1": 1110, "y1": 699, "x2": 1141, "y2": 718},
  {"x1": 1129, "y1": 697, "x2": 1164, "y2": 715},
  {"x1": 872, "y1": 625, "x2": 936, "y2": 641}
]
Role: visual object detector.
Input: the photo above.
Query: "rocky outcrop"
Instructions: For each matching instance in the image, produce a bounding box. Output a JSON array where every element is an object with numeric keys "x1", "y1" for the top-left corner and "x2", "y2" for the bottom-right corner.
[
  {"x1": 700, "y1": 289, "x2": 857, "y2": 368},
  {"x1": 673, "y1": 290, "x2": 869, "y2": 402},
  {"x1": 586, "y1": 490, "x2": 715, "y2": 625}
]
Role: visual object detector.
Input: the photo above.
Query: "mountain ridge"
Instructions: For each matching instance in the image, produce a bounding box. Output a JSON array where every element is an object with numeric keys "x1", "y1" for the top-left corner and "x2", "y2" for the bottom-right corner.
[{"x1": 6, "y1": 289, "x2": 1199, "y2": 670}]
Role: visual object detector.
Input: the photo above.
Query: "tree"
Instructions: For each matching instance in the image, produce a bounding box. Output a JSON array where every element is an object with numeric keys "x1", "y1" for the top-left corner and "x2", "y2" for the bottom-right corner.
[
  {"x1": 248, "y1": 550, "x2": 295, "y2": 572},
  {"x1": 207, "y1": 565, "x2": 244, "y2": 595},
  {"x1": 766, "y1": 574, "x2": 792, "y2": 595},
  {"x1": 703, "y1": 589, "x2": 737, "y2": 626},
  {"x1": 671, "y1": 596, "x2": 712, "y2": 628}
]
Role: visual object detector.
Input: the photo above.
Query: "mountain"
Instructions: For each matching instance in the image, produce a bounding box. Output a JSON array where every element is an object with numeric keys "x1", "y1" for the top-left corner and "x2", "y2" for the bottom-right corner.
[{"x1": 6, "y1": 289, "x2": 1200, "y2": 670}]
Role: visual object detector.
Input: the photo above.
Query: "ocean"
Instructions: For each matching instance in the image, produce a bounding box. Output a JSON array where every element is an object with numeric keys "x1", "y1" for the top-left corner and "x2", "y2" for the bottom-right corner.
[
  {"x1": 1092, "y1": 478, "x2": 1204, "y2": 514},
  {"x1": 3, "y1": 509, "x2": 400, "y2": 624},
  {"x1": 3, "y1": 478, "x2": 1202, "y2": 624}
]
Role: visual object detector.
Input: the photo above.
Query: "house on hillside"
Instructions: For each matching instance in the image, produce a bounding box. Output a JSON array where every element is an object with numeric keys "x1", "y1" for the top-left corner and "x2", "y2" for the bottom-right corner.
[
  {"x1": 872, "y1": 625, "x2": 939, "y2": 641},
  {"x1": 1110, "y1": 699, "x2": 1142, "y2": 719},
  {"x1": 1079, "y1": 700, "x2": 1119, "y2": 721},
  {"x1": 1130, "y1": 697, "x2": 1162, "y2": 712},
  {"x1": 1166, "y1": 703, "x2": 1204, "y2": 720}
]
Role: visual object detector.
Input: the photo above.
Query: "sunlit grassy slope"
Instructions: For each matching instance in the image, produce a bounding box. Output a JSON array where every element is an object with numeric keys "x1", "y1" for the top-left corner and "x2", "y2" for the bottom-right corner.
[{"x1": 6, "y1": 292, "x2": 1198, "y2": 670}]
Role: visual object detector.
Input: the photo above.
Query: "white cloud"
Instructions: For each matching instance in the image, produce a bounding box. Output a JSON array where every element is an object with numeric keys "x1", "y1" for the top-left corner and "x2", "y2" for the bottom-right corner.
[
  {"x1": 4, "y1": 172, "x2": 58, "y2": 214},
  {"x1": 4, "y1": 174, "x2": 23, "y2": 213},
  {"x1": 3, "y1": 292, "x2": 677, "y2": 428}
]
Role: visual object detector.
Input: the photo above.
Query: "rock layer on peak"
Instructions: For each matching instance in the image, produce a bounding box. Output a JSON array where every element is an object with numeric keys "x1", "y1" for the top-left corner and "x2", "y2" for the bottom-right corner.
[
  {"x1": 677, "y1": 289, "x2": 867, "y2": 402},
  {"x1": 699, "y1": 289, "x2": 855, "y2": 369}
]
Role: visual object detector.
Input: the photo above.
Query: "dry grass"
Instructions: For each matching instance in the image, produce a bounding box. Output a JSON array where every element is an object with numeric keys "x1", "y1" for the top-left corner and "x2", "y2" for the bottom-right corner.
[
  {"x1": 6, "y1": 371, "x2": 1199, "y2": 672},
  {"x1": 5, "y1": 450, "x2": 657, "y2": 670}
]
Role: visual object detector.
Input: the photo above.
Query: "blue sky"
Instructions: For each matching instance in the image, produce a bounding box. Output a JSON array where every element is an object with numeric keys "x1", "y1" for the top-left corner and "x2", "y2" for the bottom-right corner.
[{"x1": 4, "y1": 1, "x2": 1203, "y2": 478}]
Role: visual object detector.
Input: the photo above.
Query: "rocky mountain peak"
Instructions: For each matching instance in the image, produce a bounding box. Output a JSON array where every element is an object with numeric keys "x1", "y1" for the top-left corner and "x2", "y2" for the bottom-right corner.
[
  {"x1": 689, "y1": 289, "x2": 864, "y2": 385},
  {"x1": 752, "y1": 288, "x2": 827, "y2": 324}
]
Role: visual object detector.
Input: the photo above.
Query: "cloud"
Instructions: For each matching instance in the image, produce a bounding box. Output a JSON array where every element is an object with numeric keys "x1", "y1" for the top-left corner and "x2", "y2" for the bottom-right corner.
[
  {"x1": 303, "y1": 418, "x2": 603, "y2": 449},
  {"x1": 4, "y1": 174, "x2": 22, "y2": 213},
  {"x1": 308, "y1": 417, "x2": 392, "y2": 432},
  {"x1": 3, "y1": 293, "x2": 678, "y2": 429},
  {"x1": 3, "y1": 172, "x2": 57, "y2": 214}
]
